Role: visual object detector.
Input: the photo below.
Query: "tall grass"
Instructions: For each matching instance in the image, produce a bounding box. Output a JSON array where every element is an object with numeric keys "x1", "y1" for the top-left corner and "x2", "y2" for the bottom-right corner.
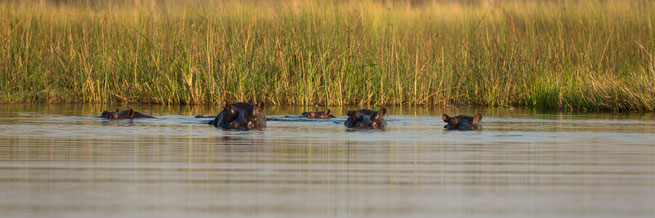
[{"x1": 1, "y1": 0, "x2": 654, "y2": 111}]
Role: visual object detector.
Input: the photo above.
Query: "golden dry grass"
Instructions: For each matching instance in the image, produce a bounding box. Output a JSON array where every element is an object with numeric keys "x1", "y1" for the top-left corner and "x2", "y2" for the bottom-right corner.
[{"x1": 1, "y1": 0, "x2": 654, "y2": 111}]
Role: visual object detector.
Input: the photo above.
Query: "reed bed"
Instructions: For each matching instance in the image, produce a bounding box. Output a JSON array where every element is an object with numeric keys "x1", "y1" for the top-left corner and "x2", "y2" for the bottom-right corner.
[{"x1": 1, "y1": 0, "x2": 654, "y2": 111}]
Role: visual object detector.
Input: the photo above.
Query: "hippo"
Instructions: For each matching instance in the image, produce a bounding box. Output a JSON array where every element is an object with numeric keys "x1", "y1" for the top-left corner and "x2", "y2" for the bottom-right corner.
[
  {"x1": 301, "y1": 109, "x2": 335, "y2": 119},
  {"x1": 208, "y1": 99, "x2": 266, "y2": 130},
  {"x1": 100, "y1": 109, "x2": 155, "y2": 119},
  {"x1": 345, "y1": 107, "x2": 387, "y2": 129},
  {"x1": 442, "y1": 114, "x2": 482, "y2": 131}
]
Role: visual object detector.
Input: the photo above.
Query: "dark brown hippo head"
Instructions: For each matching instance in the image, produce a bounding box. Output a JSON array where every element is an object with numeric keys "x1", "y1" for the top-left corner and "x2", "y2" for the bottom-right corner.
[
  {"x1": 442, "y1": 113, "x2": 482, "y2": 131},
  {"x1": 101, "y1": 109, "x2": 154, "y2": 119},
  {"x1": 210, "y1": 99, "x2": 266, "y2": 130},
  {"x1": 301, "y1": 109, "x2": 335, "y2": 119},
  {"x1": 345, "y1": 107, "x2": 387, "y2": 129},
  {"x1": 101, "y1": 109, "x2": 121, "y2": 119}
]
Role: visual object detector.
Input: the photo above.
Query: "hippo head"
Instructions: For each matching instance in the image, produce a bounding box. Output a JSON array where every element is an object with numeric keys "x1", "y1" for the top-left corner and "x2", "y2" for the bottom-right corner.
[
  {"x1": 442, "y1": 113, "x2": 482, "y2": 131},
  {"x1": 302, "y1": 109, "x2": 334, "y2": 118},
  {"x1": 345, "y1": 108, "x2": 387, "y2": 129},
  {"x1": 102, "y1": 109, "x2": 134, "y2": 119},
  {"x1": 219, "y1": 100, "x2": 266, "y2": 130}
]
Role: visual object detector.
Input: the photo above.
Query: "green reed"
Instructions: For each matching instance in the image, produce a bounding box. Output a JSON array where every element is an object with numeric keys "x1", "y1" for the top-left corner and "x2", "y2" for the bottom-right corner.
[{"x1": 1, "y1": 0, "x2": 654, "y2": 111}]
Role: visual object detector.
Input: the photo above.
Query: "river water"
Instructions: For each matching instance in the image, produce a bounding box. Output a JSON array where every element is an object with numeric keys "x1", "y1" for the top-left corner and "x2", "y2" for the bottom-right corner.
[{"x1": 0, "y1": 104, "x2": 654, "y2": 218}]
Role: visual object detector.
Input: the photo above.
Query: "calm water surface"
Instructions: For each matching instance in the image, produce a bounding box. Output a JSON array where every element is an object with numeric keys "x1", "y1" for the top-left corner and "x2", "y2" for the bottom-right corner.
[{"x1": 1, "y1": 104, "x2": 654, "y2": 218}]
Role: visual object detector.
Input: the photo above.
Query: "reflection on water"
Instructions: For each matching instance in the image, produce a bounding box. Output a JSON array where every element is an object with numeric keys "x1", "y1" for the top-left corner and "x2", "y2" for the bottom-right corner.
[{"x1": 0, "y1": 104, "x2": 654, "y2": 218}]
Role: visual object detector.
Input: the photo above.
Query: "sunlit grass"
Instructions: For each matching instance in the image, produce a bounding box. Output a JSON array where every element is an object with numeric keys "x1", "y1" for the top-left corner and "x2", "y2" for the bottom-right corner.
[{"x1": 1, "y1": 0, "x2": 654, "y2": 111}]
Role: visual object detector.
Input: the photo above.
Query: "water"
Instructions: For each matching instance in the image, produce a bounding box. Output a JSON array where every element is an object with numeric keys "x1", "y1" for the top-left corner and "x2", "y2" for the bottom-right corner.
[{"x1": 1, "y1": 104, "x2": 654, "y2": 218}]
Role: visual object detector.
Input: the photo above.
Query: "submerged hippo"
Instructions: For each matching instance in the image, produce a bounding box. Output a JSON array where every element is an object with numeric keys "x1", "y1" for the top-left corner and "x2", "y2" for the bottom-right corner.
[
  {"x1": 101, "y1": 109, "x2": 155, "y2": 119},
  {"x1": 301, "y1": 109, "x2": 335, "y2": 119},
  {"x1": 345, "y1": 107, "x2": 387, "y2": 129},
  {"x1": 208, "y1": 99, "x2": 266, "y2": 130},
  {"x1": 442, "y1": 114, "x2": 482, "y2": 131}
]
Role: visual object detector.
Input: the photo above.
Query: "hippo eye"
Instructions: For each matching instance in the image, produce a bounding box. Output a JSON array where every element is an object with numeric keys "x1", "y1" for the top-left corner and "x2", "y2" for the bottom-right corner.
[
  {"x1": 249, "y1": 108, "x2": 259, "y2": 116},
  {"x1": 245, "y1": 109, "x2": 255, "y2": 118}
]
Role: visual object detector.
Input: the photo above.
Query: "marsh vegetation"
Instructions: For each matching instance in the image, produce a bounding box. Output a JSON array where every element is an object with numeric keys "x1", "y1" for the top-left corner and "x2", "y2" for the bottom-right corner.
[{"x1": 1, "y1": 0, "x2": 654, "y2": 111}]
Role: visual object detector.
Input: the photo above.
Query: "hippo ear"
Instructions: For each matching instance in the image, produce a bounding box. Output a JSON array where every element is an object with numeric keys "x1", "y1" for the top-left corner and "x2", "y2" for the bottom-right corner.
[
  {"x1": 116, "y1": 108, "x2": 120, "y2": 112},
  {"x1": 442, "y1": 114, "x2": 458, "y2": 125},
  {"x1": 222, "y1": 99, "x2": 231, "y2": 110},
  {"x1": 128, "y1": 109, "x2": 134, "y2": 119},
  {"x1": 257, "y1": 101, "x2": 265, "y2": 109},
  {"x1": 473, "y1": 113, "x2": 482, "y2": 125},
  {"x1": 325, "y1": 109, "x2": 331, "y2": 115},
  {"x1": 442, "y1": 114, "x2": 451, "y2": 122},
  {"x1": 346, "y1": 110, "x2": 356, "y2": 117},
  {"x1": 378, "y1": 107, "x2": 387, "y2": 117},
  {"x1": 372, "y1": 107, "x2": 387, "y2": 120},
  {"x1": 252, "y1": 105, "x2": 261, "y2": 115}
]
